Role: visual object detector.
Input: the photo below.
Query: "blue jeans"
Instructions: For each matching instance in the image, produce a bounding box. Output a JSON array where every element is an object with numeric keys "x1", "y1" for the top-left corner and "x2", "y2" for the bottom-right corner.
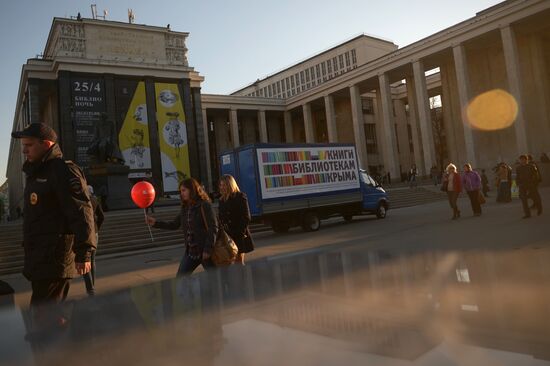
[
  {"x1": 177, "y1": 254, "x2": 215, "y2": 277},
  {"x1": 82, "y1": 249, "x2": 96, "y2": 295}
]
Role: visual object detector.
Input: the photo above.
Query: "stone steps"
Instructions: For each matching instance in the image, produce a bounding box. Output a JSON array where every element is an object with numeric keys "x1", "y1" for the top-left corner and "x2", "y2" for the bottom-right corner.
[
  {"x1": 0, "y1": 206, "x2": 270, "y2": 276},
  {"x1": 0, "y1": 187, "x2": 446, "y2": 276}
]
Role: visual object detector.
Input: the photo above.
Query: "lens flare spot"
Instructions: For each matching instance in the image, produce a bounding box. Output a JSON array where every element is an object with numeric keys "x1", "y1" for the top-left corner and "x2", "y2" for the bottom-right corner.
[{"x1": 466, "y1": 89, "x2": 518, "y2": 131}]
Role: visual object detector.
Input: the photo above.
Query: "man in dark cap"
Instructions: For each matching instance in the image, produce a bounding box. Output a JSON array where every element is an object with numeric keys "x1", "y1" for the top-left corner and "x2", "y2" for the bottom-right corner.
[
  {"x1": 11, "y1": 123, "x2": 96, "y2": 333},
  {"x1": 516, "y1": 154, "x2": 542, "y2": 219}
]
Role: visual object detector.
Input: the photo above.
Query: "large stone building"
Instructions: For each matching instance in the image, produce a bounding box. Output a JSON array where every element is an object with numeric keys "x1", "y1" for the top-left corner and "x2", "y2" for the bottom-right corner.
[{"x1": 7, "y1": 0, "x2": 550, "y2": 215}]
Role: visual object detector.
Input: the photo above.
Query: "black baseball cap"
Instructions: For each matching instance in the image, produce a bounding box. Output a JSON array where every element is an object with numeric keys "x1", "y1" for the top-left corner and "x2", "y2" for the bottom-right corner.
[{"x1": 11, "y1": 123, "x2": 57, "y2": 142}]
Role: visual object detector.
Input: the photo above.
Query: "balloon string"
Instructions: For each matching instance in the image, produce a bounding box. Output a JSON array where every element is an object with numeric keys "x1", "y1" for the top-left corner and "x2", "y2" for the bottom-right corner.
[{"x1": 144, "y1": 208, "x2": 154, "y2": 243}]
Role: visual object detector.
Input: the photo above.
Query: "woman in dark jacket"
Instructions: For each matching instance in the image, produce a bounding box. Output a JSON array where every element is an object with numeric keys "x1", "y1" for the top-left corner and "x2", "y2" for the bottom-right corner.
[
  {"x1": 218, "y1": 174, "x2": 254, "y2": 265},
  {"x1": 146, "y1": 178, "x2": 218, "y2": 276}
]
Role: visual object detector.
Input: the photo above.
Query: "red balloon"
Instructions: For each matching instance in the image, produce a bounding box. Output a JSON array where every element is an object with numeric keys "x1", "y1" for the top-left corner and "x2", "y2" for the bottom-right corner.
[{"x1": 131, "y1": 181, "x2": 156, "y2": 208}]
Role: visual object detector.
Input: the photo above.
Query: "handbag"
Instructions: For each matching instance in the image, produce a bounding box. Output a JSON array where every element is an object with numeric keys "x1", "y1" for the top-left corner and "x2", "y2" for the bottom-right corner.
[
  {"x1": 478, "y1": 190, "x2": 486, "y2": 205},
  {"x1": 237, "y1": 228, "x2": 255, "y2": 253},
  {"x1": 440, "y1": 180, "x2": 448, "y2": 192},
  {"x1": 200, "y1": 205, "x2": 238, "y2": 266}
]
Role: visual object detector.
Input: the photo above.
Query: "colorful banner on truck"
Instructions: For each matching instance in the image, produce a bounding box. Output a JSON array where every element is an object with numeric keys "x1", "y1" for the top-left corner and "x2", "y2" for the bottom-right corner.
[
  {"x1": 257, "y1": 146, "x2": 360, "y2": 199},
  {"x1": 155, "y1": 83, "x2": 190, "y2": 194}
]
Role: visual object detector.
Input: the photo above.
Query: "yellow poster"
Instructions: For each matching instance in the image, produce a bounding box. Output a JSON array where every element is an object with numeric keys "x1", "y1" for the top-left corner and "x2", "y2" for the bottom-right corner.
[
  {"x1": 155, "y1": 83, "x2": 190, "y2": 194},
  {"x1": 118, "y1": 81, "x2": 152, "y2": 170}
]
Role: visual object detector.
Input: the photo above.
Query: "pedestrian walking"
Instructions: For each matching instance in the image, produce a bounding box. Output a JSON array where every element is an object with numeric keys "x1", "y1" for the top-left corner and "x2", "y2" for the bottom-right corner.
[
  {"x1": 82, "y1": 185, "x2": 104, "y2": 296},
  {"x1": 516, "y1": 155, "x2": 543, "y2": 218},
  {"x1": 481, "y1": 169, "x2": 490, "y2": 197},
  {"x1": 430, "y1": 165, "x2": 439, "y2": 186},
  {"x1": 527, "y1": 154, "x2": 542, "y2": 210},
  {"x1": 218, "y1": 175, "x2": 255, "y2": 265},
  {"x1": 442, "y1": 163, "x2": 462, "y2": 219},
  {"x1": 146, "y1": 178, "x2": 218, "y2": 276},
  {"x1": 408, "y1": 165, "x2": 418, "y2": 189},
  {"x1": 11, "y1": 123, "x2": 96, "y2": 335},
  {"x1": 496, "y1": 162, "x2": 512, "y2": 203},
  {"x1": 462, "y1": 164, "x2": 483, "y2": 216}
]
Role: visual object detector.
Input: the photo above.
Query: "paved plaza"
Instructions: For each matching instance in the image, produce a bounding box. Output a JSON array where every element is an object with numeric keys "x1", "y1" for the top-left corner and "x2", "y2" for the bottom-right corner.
[{"x1": 3, "y1": 188, "x2": 548, "y2": 307}]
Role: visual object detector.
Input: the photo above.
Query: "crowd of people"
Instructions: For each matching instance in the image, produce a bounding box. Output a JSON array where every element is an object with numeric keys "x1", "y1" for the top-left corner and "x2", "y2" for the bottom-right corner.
[
  {"x1": 441, "y1": 154, "x2": 543, "y2": 220},
  {"x1": 4, "y1": 122, "x2": 547, "y2": 342},
  {"x1": 8, "y1": 123, "x2": 256, "y2": 340}
]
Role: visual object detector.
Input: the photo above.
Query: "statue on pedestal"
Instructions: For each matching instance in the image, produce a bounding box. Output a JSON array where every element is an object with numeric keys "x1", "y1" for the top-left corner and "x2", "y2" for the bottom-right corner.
[{"x1": 87, "y1": 113, "x2": 125, "y2": 165}]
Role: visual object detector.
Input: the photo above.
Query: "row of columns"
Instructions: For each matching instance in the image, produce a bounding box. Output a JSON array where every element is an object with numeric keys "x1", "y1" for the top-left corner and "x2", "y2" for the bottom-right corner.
[{"x1": 203, "y1": 24, "x2": 530, "y2": 178}]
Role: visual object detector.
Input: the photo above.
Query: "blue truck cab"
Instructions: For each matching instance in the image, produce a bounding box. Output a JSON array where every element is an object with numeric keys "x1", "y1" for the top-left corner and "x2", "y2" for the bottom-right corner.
[{"x1": 220, "y1": 143, "x2": 389, "y2": 232}]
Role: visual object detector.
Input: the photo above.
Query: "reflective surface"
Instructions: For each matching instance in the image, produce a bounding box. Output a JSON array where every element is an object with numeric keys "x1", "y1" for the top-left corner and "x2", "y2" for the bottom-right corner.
[{"x1": 2, "y1": 242, "x2": 550, "y2": 366}]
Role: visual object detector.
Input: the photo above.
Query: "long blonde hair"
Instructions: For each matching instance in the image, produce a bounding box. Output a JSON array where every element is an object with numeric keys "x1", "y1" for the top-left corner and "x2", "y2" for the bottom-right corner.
[
  {"x1": 446, "y1": 163, "x2": 457, "y2": 174},
  {"x1": 219, "y1": 174, "x2": 240, "y2": 201}
]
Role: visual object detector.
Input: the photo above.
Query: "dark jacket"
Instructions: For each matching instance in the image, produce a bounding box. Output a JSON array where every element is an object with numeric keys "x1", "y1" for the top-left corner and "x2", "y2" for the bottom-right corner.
[
  {"x1": 91, "y1": 195, "x2": 104, "y2": 234},
  {"x1": 218, "y1": 192, "x2": 254, "y2": 253},
  {"x1": 22, "y1": 144, "x2": 96, "y2": 281},
  {"x1": 153, "y1": 200, "x2": 218, "y2": 255},
  {"x1": 516, "y1": 164, "x2": 540, "y2": 187}
]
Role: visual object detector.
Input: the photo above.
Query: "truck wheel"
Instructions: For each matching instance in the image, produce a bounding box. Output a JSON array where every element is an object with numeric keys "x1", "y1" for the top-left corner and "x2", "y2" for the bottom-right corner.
[
  {"x1": 272, "y1": 221, "x2": 290, "y2": 233},
  {"x1": 301, "y1": 212, "x2": 321, "y2": 232},
  {"x1": 376, "y1": 203, "x2": 387, "y2": 219},
  {"x1": 343, "y1": 214, "x2": 354, "y2": 222}
]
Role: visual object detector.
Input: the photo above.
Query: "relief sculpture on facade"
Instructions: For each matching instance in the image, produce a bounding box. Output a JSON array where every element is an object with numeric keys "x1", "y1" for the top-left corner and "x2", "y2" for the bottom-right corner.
[
  {"x1": 165, "y1": 34, "x2": 188, "y2": 66},
  {"x1": 60, "y1": 22, "x2": 85, "y2": 39}
]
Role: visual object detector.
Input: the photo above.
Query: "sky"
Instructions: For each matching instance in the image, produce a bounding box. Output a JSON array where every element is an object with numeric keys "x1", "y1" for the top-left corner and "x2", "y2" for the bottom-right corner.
[{"x1": 0, "y1": 0, "x2": 503, "y2": 185}]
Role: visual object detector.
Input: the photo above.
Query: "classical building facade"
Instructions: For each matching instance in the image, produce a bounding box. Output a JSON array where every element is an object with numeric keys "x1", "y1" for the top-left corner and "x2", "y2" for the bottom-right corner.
[
  {"x1": 201, "y1": 0, "x2": 550, "y2": 187},
  {"x1": 7, "y1": 0, "x2": 550, "y2": 214},
  {"x1": 7, "y1": 18, "x2": 209, "y2": 214}
]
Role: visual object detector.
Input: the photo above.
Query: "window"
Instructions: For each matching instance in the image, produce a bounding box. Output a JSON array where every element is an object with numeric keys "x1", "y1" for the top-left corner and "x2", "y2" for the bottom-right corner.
[
  {"x1": 362, "y1": 98, "x2": 374, "y2": 114},
  {"x1": 333, "y1": 57, "x2": 338, "y2": 72},
  {"x1": 300, "y1": 71, "x2": 305, "y2": 85},
  {"x1": 291, "y1": 75, "x2": 295, "y2": 88},
  {"x1": 285, "y1": 78, "x2": 290, "y2": 91},
  {"x1": 351, "y1": 49, "x2": 357, "y2": 65},
  {"x1": 339, "y1": 54, "x2": 344, "y2": 70},
  {"x1": 305, "y1": 69, "x2": 310, "y2": 82},
  {"x1": 321, "y1": 62, "x2": 326, "y2": 77},
  {"x1": 315, "y1": 65, "x2": 320, "y2": 79},
  {"x1": 277, "y1": 81, "x2": 281, "y2": 94},
  {"x1": 327, "y1": 59, "x2": 332, "y2": 75},
  {"x1": 365, "y1": 124, "x2": 378, "y2": 154},
  {"x1": 345, "y1": 52, "x2": 350, "y2": 68}
]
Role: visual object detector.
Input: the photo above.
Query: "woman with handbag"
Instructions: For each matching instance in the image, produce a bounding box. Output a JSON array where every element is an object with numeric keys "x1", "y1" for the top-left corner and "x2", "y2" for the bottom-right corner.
[
  {"x1": 218, "y1": 174, "x2": 255, "y2": 265},
  {"x1": 146, "y1": 178, "x2": 218, "y2": 276}
]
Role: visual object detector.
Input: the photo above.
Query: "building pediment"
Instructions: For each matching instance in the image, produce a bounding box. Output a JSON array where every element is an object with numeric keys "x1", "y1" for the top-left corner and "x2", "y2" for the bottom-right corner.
[{"x1": 44, "y1": 18, "x2": 189, "y2": 68}]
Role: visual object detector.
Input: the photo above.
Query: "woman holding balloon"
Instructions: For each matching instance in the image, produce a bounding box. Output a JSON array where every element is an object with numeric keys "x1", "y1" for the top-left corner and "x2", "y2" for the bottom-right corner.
[{"x1": 145, "y1": 178, "x2": 218, "y2": 276}]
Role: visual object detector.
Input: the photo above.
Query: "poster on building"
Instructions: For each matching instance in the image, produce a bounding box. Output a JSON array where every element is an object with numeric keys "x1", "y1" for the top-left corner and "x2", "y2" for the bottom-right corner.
[
  {"x1": 118, "y1": 82, "x2": 152, "y2": 172},
  {"x1": 257, "y1": 146, "x2": 360, "y2": 199},
  {"x1": 71, "y1": 77, "x2": 106, "y2": 168},
  {"x1": 155, "y1": 83, "x2": 190, "y2": 194}
]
